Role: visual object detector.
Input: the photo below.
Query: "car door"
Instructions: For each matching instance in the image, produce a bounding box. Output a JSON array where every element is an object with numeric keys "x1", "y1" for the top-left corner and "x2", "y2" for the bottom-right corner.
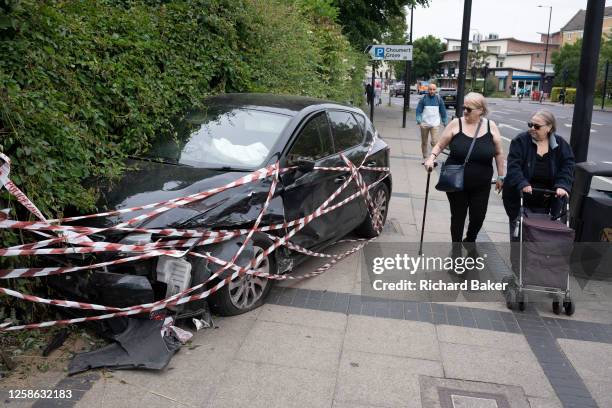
[
  {"x1": 326, "y1": 110, "x2": 369, "y2": 238},
  {"x1": 280, "y1": 111, "x2": 343, "y2": 249}
]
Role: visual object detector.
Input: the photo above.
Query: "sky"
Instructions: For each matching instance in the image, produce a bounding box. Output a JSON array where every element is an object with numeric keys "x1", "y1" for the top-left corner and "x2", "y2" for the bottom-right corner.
[{"x1": 408, "y1": 0, "x2": 609, "y2": 43}]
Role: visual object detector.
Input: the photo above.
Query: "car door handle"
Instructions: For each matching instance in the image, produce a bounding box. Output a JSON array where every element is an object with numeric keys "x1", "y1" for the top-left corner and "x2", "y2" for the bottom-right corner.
[
  {"x1": 366, "y1": 161, "x2": 377, "y2": 167},
  {"x1": 334, "y1": 175, "x2": 347, "y2": 183}
]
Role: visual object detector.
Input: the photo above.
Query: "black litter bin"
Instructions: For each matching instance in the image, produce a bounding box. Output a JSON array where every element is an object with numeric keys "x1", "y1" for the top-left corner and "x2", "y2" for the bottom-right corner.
[
  {"x1": 569, "y1": 162, "x2": 612, "y2": 280},
  {"x1": 570, "y1": 162, "x2": 612, "y2": 242}
]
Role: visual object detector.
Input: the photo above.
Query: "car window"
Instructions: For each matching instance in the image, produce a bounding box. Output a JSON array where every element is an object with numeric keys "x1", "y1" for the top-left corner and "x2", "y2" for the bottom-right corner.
[
  {"x1": 145, "y1": 107, "x2": 291, "y2": 170},
  {"x1": 353, "y1": 113, "x2": 366, "y2": 134},
  {"x1": 287, "y1": 112, "x2": 334, "y2": 164},
  {"x1": 328, "y1": 111, "x2": 363, "y2": 152}
]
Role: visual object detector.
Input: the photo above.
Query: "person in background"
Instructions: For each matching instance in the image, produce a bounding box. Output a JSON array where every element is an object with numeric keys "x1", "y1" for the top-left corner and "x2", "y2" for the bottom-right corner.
[
  {"x1": 375, "y1": 82, "x2": 382, "y2": 106},
  {"x1": 502, "y1": 110, "x2": 575, "y2": 242},
  {"x1": 416, "y1": 83, "x2": 447, "y2": 159},
  {"x1": 365, "y1": 83, "x2": 373, "y2": 106},
  {"x1": 424, "y1": 92, "x2": 505, "y2": 264}
]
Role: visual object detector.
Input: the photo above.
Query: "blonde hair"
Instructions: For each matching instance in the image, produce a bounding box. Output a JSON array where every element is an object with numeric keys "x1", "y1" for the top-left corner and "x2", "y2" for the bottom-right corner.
[
  {"x1": 464, "y1": 92, "x2": 489, "y2": 116},
  {"x1": 532, "y1": 110, "x2": 557, "y2": 134}
]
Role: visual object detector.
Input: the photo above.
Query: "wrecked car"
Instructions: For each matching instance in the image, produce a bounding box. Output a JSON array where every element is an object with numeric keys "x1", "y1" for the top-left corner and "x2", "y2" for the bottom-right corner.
[{"x1": 51, "y1": 93, "x2": 392, "y2": 320}]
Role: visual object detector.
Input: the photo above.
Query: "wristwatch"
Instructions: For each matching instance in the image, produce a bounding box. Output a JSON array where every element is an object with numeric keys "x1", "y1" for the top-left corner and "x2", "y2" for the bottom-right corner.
[{"x1": 497, "y1": 175, "x2": 505, "y2": 182}]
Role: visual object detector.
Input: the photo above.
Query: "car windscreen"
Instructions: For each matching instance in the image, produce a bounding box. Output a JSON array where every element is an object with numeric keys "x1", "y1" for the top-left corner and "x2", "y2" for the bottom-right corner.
[{"x1": 144, "y1": 107, "x2": 291, "y2": 170}]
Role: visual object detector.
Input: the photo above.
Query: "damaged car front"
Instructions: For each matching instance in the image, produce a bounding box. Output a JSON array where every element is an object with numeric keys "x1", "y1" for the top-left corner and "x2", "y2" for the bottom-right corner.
[{"x1": 48, "y1": 99, "x2": 296, "y2": 328}]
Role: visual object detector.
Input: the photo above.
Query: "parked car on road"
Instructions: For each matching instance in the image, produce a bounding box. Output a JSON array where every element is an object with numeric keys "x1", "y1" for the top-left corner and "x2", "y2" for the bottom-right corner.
[
  {"x1": 390, "y1": 82, "x2": 405, "y2": 97},
  {"x1": 438, "y1": 88, "x2": 457, "y2": 108},
  {"x1": 53, "y1": 93, "x2": 392, "y2": 319}
]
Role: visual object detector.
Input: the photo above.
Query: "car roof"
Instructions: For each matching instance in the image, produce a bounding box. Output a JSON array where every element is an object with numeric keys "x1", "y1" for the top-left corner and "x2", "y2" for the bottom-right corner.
[{"x1": 201, "y1": 93, "x2": 351, "y2": 116}]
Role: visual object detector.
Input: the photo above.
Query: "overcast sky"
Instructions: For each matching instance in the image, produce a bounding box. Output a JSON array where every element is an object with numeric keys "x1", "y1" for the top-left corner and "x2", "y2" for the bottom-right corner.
[{"x1": 408, "y1": 0, "x2": 609, "y2": 43}]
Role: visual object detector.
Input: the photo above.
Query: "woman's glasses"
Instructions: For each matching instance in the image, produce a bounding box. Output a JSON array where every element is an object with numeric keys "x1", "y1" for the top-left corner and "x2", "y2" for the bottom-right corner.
[
  {"x1": 527, "y1": 122, "x2": 544, "y2": 130},
  {"x1": 462, "y1": 105, "x2": 474, "y2": 113}
]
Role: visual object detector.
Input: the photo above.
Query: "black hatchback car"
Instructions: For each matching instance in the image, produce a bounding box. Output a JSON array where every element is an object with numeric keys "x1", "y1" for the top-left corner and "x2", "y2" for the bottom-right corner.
[{"x1": 57, "y1": 93, "x2": 392, "y2": 318}]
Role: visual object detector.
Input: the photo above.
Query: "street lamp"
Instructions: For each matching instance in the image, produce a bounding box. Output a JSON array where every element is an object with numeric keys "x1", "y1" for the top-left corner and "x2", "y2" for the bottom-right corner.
[{"x1": 538, "y1": 5, "x2": 552, "y2": 103}]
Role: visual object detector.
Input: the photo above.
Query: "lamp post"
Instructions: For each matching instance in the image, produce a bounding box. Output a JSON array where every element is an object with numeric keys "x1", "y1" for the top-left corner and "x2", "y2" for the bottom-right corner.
[{"x1": 538, "y1": 5, "x2": 552, "y2": 103}]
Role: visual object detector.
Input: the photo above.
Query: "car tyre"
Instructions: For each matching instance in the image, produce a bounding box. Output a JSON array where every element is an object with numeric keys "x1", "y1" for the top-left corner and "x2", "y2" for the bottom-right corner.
[
  {"x1": 209, "y1": 234, "x2": 276, "y2": 316},
  {"x1": 355, "y1": 183, "x2": 390, "y2": 238}
]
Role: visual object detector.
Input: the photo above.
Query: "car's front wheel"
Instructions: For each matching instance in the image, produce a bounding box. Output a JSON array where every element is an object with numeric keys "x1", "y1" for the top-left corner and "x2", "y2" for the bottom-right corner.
[
  {"x1": 354, "y1": 183, "x2": 390, "y2": 238},
  {"x1": 209, "y1": 235, "x2": 276, "y2": 316}
]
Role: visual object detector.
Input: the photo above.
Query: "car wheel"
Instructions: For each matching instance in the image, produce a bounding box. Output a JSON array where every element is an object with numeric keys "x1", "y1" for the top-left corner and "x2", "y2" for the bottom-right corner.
[
  {"x1": 209, "y1": 234, "x2": 276, "y2": 316},
  {"x1": 355, "y1": 183, "x2": 390, "y2": 238}
]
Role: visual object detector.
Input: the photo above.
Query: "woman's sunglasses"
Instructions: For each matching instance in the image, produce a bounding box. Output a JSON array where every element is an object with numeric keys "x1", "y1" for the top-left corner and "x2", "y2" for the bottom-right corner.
[
  {"x1": 527, "y1": 122, "x2": 544, "y2": 130},
  {"x1": 462, "y1": 105, "x2": 476, "y2": 113}
]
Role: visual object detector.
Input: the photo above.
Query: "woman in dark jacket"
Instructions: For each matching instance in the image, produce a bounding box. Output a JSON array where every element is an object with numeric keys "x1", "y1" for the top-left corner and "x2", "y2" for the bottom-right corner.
[{"x1": 502, "y1": 110, "x2": 575, "y2": 241}]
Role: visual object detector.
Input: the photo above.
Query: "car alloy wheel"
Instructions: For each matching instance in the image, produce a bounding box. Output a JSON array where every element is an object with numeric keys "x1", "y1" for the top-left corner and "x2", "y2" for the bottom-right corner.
[
  {"x1": 372, "y1": 187, "x2": 388, "y2": 230},
  {"x1": 228, "y1": 245, "x2": 270, "y2": 310}
]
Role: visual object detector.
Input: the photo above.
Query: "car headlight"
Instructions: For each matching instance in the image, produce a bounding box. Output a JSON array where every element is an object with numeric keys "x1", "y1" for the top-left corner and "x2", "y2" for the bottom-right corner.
[{"x1": 119, "y1": 233, "x2": 152, "y2": 245}]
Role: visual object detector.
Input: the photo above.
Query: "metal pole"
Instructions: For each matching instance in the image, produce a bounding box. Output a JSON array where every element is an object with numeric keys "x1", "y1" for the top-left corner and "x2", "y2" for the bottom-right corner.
[
  {"x1": 570, "y1": 0, "x2": 605, "y2": 163},
  {"x1": 370, "y1": 61, "x2": 375, "y2": 121},
  {"x1": 540, "y1": 6, "x2": 552, "y2": 103},
  {"x1": 456, "y1": 0, "x2": 472, "y2": 118},
  {"x1": 408, "y1": 4, "x2": 414, "y2": 109},
  {"x1": 402, "y1": 61, "x2": 409, "y2": 127},
  {"x1": 602, "y1": 60, "x2": 609, "y2": 110},
  {"x1": 402, "y1": 5, "x2": 414, "y2": 127}
]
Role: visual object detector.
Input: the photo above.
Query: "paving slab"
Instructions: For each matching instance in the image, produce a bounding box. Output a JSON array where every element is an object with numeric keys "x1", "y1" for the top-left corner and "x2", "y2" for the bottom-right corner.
[
  {"x1": 343, "y1": 315, "x2": 440, "y2": 361},
  {"x1": 333, "y1": 350, "x2": 442, "y2": 407},
  {"x1": 419, "y1": 376, "x2": 530, "y2": 408},
  {"x1": 208, "y1": 361, "x2": 336, "y2": 408},
  {"x1": 558, "y1": 338, "x2": 612, "y2": 408},
  {"x1": 439, "y1": 342, "x2": 556, "y2": 399},
  {"x1": 236, "y1": 320, "x2": 343, "y2": 373},
  {"x1": 257, "y1": 304, "x2": 347, "y2": 331},
  {"x1": 436, "y1": 325, "x2": 530, "y2": 352},
  {"x1": 75, "y1": 376, "x2": 189, "y2": 408},
  {"x1": 526, "y1": 397, "x2": 563, "y2": 408}
]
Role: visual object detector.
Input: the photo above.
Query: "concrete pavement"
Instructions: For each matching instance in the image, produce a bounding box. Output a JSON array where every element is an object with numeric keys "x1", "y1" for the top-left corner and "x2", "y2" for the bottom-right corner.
[{"x1": 4, "y1": 99, "x2": 612, "y2": 408}]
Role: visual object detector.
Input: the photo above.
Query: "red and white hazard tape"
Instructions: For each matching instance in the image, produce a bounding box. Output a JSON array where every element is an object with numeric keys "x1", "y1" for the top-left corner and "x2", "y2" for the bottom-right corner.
[{"x1": 0, "y1": 137, "x2": 389, "y2": 331}]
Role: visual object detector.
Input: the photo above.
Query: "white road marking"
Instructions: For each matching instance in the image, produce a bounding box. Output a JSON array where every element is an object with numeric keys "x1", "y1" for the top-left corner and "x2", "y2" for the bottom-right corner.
[
  {"x1": 509, "y1": 118, "x2": 525, "y2": 124},
  {"x1": 592, "y1": 122, "x2": 603, "y2": 126},
  {"x1": 498, "y1": 123, "x2": 521, "y2": 131},
  {"x1": 564, "y1": 123, "x2": 571, "y2": 128}
]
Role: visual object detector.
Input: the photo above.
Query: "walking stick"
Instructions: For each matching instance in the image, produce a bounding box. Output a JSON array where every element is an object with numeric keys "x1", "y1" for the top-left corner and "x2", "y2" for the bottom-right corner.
[{"x1": 418, "y1": 163, "x2": 436, "y2": 256}]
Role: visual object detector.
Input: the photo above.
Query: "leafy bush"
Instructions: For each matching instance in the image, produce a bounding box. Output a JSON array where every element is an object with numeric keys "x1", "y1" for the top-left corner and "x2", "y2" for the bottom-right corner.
[
  {"x1": 0, "y1": 0, "x2": 363, "y2": 218},
  {"x1": 550, "y1": 87, "x2": 576, "y2": 104}
]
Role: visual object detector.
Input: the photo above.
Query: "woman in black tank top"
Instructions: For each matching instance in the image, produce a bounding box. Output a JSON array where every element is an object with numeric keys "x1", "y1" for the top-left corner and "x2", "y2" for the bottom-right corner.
[{"x1": 424, "y1": 93, "x2": 506, "y2": 264}]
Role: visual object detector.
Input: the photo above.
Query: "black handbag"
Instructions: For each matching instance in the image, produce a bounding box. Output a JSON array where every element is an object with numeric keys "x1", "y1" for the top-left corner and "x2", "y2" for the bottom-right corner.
[{"x1": 435, "y1": 119, "x2": 482, "y2": 192}]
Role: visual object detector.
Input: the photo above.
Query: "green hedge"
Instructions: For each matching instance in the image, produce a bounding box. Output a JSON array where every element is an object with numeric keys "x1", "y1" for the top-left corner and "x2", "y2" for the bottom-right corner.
[
  {"x1": 0, "y1": 0, "x2": 364, "y2": 217},
  {"x1": 550, "y1": 87, "x2": 576, "y2": 104}
]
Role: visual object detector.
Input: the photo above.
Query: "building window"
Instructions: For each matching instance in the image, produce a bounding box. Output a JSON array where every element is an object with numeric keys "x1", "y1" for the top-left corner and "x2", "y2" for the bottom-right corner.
[
  {"x1": 452, "y1": 46, "x2": 461, "y2": 50},
  {"x1": 486, "y1": 46, "x2": 500, "y2": 53}
]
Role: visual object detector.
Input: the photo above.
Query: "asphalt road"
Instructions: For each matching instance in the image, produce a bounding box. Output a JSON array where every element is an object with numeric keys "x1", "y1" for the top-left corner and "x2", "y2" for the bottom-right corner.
[{"x1": 389, "y1": 95, "x2": 612, "y2": 191}]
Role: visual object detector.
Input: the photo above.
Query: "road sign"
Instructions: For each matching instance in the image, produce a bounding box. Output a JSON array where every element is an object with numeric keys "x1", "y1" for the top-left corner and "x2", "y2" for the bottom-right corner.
[{"x1": 367, "y1": 44, "x2": 413, "y2": 61}]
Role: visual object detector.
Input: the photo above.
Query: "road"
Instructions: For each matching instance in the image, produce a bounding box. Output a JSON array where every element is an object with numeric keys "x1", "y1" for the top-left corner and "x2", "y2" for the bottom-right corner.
[{"x1": 387, "y1": 95, "x2": 612, "y2": 191}]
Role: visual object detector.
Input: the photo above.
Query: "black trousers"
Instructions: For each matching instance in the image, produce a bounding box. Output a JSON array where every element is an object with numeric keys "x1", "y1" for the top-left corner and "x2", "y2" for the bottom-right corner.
[{"x1": 446, "y1": 185, "x2": 491, "y2": 242}]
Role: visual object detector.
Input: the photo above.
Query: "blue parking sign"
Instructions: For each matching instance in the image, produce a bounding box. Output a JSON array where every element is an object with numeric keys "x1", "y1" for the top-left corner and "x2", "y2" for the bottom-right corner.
[{"x1": 375, "y1": 47, "x2": 384, "y2": 58}]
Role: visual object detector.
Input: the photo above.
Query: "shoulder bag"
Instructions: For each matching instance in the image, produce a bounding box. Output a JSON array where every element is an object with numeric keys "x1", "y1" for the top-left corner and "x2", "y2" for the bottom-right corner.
[{"x1": 435, "y1": 118, "x2": 483, "y2": 192}]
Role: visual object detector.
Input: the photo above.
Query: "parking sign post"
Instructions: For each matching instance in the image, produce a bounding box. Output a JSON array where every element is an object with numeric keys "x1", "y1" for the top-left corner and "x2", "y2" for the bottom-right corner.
[
  {"x1": 367, "y1": 44, "x2": 413, "y2": 124},
  {"x1": 370, "y1": 61, "x2": 375, "y2": 121}
]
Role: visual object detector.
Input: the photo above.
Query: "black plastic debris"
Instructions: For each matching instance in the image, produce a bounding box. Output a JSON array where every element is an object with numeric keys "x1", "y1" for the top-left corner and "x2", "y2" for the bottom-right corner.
[
  {"x1": 42, "y1": 328, "x2": 70, "y2": 357},
  {"x1": 68, "y1": 318, "x2": 181, "y2": 375}
]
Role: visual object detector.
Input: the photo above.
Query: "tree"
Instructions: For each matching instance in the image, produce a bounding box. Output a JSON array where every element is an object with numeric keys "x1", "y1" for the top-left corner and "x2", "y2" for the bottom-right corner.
[
  {"x1": 551, "y1": 40, "x2": 581, "y2": 87},
  {"x1": 333, "y1": 0, "x2": 429, "y2": 51},
  {"x1": 411, "y1": 35, "x2": 445, "y2": 80}
]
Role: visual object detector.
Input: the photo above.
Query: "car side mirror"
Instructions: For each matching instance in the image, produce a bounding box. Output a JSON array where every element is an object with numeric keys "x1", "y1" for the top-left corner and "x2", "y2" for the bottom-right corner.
[{"x1": 296, "y1": 157, "x2": 315, "y2": 173}]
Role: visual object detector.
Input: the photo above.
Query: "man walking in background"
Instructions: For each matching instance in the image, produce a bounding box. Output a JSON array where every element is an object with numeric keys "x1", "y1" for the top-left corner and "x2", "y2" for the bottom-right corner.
[{"x1": 416, "y1": 83, "x2": 447, "y2": 159}]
